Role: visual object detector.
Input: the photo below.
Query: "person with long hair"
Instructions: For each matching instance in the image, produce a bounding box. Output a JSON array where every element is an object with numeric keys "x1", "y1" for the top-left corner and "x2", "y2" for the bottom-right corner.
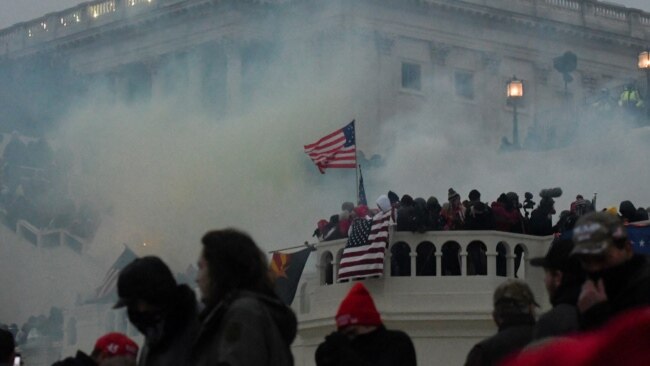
[{"x1": 192, "y1": 228, "x2": 297, "y2": 366}]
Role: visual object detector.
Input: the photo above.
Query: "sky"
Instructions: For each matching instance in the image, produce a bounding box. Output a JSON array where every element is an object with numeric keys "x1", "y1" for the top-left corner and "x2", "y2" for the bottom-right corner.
[{"x1": 0, "y1": 0, "x2": 649, "y2": 30}]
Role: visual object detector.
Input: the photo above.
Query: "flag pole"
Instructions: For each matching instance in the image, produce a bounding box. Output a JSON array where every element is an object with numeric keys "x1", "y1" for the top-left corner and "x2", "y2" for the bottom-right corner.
[{"x1": 354, "y1": 119, "x2": 359, "y2": 203}]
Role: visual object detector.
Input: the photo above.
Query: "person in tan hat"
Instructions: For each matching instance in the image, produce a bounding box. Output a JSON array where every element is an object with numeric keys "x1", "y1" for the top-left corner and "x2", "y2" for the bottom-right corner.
[
  {"x1": 465, "y1": 279, "x2": 538, "y2": 366},
  {"x1": 315, "y1": 283, "x2": 416, "y2": 366},
  {"x1": 571, "y1": 211, "x2": 650, "y2": 330}
]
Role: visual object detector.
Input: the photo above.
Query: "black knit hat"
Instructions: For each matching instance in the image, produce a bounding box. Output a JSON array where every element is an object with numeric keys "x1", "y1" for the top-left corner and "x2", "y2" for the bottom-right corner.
[{"x1": 114, "y1": 256, "x2": 177, "y2": 308}]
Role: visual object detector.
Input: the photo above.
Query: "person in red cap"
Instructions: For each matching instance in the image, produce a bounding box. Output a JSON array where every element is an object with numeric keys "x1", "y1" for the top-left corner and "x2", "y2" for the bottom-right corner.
[
  {"x1": 52, "y1": 332, "x2": 139, "y2": 366},
  {"x1": 93, "y1": 333, "x2": 139, "y2": 362},
  {"x1": 315, "y1": 283, "x2": 417, "y2": 366}
]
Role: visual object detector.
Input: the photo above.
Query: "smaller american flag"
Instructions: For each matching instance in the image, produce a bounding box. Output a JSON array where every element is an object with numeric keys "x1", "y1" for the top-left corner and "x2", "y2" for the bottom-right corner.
[
  {"x1": 304, "y1": 121, "x2": 356, "y2": 174},
  {"x1": 338, "y1": 210, "x2": 392, "y2": 281},
  {"x1": 95, "y1": 246, "x2": 138, "y2": 301}
]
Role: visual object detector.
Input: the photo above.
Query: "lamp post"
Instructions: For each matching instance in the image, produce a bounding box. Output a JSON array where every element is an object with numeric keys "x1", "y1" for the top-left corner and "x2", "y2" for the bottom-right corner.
[
  {"x1": 638, "y1": 51, "x2": 650, "y2": 121},
  {"x1": 507, "y1": 76, "x2": 524, "y2": 148}
]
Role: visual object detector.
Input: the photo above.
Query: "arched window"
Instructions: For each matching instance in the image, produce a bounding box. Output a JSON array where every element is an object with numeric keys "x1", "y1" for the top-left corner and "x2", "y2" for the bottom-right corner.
[
  {"x1": 416, "y1": 242, "x2": 436, "y2": 276},
  {"x1": 496, "y1": 242, "x2": 510, "y2": 277},
  {"x1": 441, "y1": 241, "x2": 461, "y2": 276},
  {"x1": 467, "y1": 241, "x2": 487, "y2": 276},
  {"x1": 391, "y1": 242, "x2": 411, "y2": 276},
  {"x1": 320, "y1": 251, "x2": 334, "y2": 285}
]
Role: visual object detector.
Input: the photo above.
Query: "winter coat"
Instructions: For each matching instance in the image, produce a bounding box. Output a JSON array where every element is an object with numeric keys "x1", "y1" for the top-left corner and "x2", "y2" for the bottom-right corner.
[
  {"x1": 465, "y1": 202, "x2": 494, "y2": 230},
  {"x1": 192, "y1": 291, "x2": 297, "y2": 366},
  {"x1": 529, "y1": 209, "x2": 553, "y2": 236},
  {"x1": 533, "y1": 281, "x2": 581, "y2": 340},
  {"x1": 315, "y1": 325, "x2": 416, "y2": 366},
  {"x1": 465, "y1": 315, "x2": 535, "y2": 366},
  {"x1": 580, "y1": 254, "x2": 650, "y2": 330},
  {"x1": 490, "y1": 202, "x2": 523, "y2": 233},
  {"x1": 139, "y1": 285, "x2": 199, "y2": 366}
]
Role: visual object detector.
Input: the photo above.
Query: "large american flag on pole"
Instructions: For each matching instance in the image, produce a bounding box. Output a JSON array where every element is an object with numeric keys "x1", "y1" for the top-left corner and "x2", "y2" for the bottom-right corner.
[
  {"x1": 304, "y1": 121, "x2": 356, "y2": 174},
  {"x1": 338, "y1": 210, "x2": 392, "y2": 281}
]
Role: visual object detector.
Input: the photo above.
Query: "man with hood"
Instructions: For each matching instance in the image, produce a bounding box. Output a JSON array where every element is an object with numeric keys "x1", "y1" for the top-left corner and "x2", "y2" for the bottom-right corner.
[
  {"x1": 530, "y1": 238, "x2": 585, "y2": 340},
  {"x1": 193, "y1": 228, "x2": 296, "y2": 366},
  {"x1": 115, "y1": 256, "x2": 198, "y2": 366},
  {"x1": 315, "y1": 283, "x2": 416, "y2": 366},
  {"x1": 572, "y1": 212, "x2": 650, "y2": 330}
]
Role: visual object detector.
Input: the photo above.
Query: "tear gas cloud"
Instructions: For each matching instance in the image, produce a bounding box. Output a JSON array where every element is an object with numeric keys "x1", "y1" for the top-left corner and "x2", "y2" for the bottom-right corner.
[{"x1": 2, "y1": 0, "x2": 650, "y2": 326}]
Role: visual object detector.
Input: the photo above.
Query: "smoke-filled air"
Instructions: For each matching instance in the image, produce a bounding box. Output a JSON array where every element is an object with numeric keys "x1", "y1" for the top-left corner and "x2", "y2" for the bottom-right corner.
[{"x1": 1, "y1": 0, "x2": 650, "y2": 358}]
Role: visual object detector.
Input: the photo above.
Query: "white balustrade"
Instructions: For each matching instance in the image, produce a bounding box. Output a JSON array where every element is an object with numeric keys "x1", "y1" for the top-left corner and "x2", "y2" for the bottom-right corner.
[{"x1": 315, "y1": 229, "x2": 552, "y2": 285}]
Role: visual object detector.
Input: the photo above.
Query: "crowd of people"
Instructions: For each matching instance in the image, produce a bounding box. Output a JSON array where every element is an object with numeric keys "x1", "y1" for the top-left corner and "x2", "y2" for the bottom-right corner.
[
  {"x1": 466, "y1": 211, "x2": 650, "y2": 366},
  {"x1": 0, "y1": 132, "x2": 100, "y2": 240},
  {"x1": 1, "y1": 188, "x2": 649, "y2": 365},
  {"x1": 315, "y1": 187, "x2": 649, "y2": 242}
]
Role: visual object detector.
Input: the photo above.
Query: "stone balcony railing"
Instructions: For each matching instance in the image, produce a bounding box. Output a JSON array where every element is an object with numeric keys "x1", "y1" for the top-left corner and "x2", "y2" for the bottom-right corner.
[
  {"x1": 295, "y1": 228, "x2": 553, "y2": 327},
  {"x1": 314, "y1": 228, "x2": 552, "y2": 285},
  {"x1": 1, "y1": 0, "x2": 649, "y2": 57}
]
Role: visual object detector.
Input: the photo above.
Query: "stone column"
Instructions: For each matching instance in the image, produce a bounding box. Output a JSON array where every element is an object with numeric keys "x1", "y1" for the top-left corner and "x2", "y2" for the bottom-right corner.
[
  {"x1": 460, "y1": 251, "x2": 467, "y2": 276},
  {"x1": 486, "y1": 246, "x2": 497, "y2": 277},
  {"x1": 507, "y1": 254, "x2": 516, "y2": 278},
  {"x1": 410, "y1": 252, "x2": 417, "y2": 277}
]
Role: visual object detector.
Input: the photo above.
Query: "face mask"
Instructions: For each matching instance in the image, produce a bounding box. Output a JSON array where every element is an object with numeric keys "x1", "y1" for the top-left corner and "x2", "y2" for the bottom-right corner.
[{"x1": 128, "y1": 308, "x2": 164, "y2": 340}]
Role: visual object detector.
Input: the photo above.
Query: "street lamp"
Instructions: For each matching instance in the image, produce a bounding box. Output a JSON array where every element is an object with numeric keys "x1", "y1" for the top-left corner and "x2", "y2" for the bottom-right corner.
[
  {"x1": 507, "y1": 76, "x2": 524, "y2": 148},
  {"x1": 638, "y1": 51, "x2": 650, "y2": 121}
]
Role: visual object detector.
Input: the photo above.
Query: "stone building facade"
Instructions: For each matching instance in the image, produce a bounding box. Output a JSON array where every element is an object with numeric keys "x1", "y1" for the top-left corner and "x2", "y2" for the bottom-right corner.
[{"x1": 0, "y1": 0, "x2": 649, "y2": 153}]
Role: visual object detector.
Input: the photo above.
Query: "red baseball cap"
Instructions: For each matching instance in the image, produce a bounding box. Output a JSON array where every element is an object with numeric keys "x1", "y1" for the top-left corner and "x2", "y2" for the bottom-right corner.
[{"x1": 94, "y1": 332, "x2": 139, "y2": 358}]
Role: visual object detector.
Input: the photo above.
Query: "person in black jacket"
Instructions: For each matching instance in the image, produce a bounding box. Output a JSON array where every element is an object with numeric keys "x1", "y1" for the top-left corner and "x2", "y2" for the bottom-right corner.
[
  {"x1": 465, "y1": 280, "x2": 537, "y2": 366},
  {"x1": 530, "y1": 238, "x2": 585, "y2": 340},
  {"x1": 315, "y1": 282, "x2": 416, "y2": 366},
  {"x1": 114, "y1": 256, "x2": 199, "y2": 366},
  {"x1": 571, "y1": 212, "x2": 650, "y2": 330}
]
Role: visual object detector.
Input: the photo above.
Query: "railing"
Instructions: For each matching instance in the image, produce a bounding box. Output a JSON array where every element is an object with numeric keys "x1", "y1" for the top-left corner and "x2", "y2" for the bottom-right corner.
[
  {"x1": 314, "y1": 228, "x2": 552, "y2": 285},
  {"x1": 594, "y1": 4, "x2": 628, "y2": 21},
  {"x1": 1, "y1": 0, "x2": 649, "y2": 56},
  {"x1": 543, "y1": 0, "x2": 580, "y2": 12},
  {"x1": 15, "y1": 219, "x2": 89, "y2": 253}
]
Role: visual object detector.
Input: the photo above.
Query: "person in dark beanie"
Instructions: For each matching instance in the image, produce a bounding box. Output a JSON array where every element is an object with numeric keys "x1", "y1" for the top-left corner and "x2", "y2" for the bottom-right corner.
[
  {"x1": 0, "y1": 329, "x2": 15, "y2": 366},
  {"x1": 530, "y1": 238, "x2": 585, "y2": 340},
  {"x1": 315, "y1": 283, "x2": 416, "y2": 366},
  {"x1": 571, "y1": 211, "x2": 650, "y2": 330},
  {"x1": 465, "y1": 280, "x2": 537, "y2": 366},
  {"x1": 114, "y1": 256, "x2": 198, "y2": 366},
  {"x1": 192, "y1": 228, "x2": 296, "y2": 366}
]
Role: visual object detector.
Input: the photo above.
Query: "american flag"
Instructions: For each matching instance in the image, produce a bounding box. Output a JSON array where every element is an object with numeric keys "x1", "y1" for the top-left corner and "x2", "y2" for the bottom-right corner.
[
  {"x1": 95, "y1": 246, "x2": 137, "y2": 301},
  {"x1": 338, "y1": 210, "x2": 392, "y2": 281},
  {"x1": 304, "y1": 121, "x2": 356, "y2": 174}
]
